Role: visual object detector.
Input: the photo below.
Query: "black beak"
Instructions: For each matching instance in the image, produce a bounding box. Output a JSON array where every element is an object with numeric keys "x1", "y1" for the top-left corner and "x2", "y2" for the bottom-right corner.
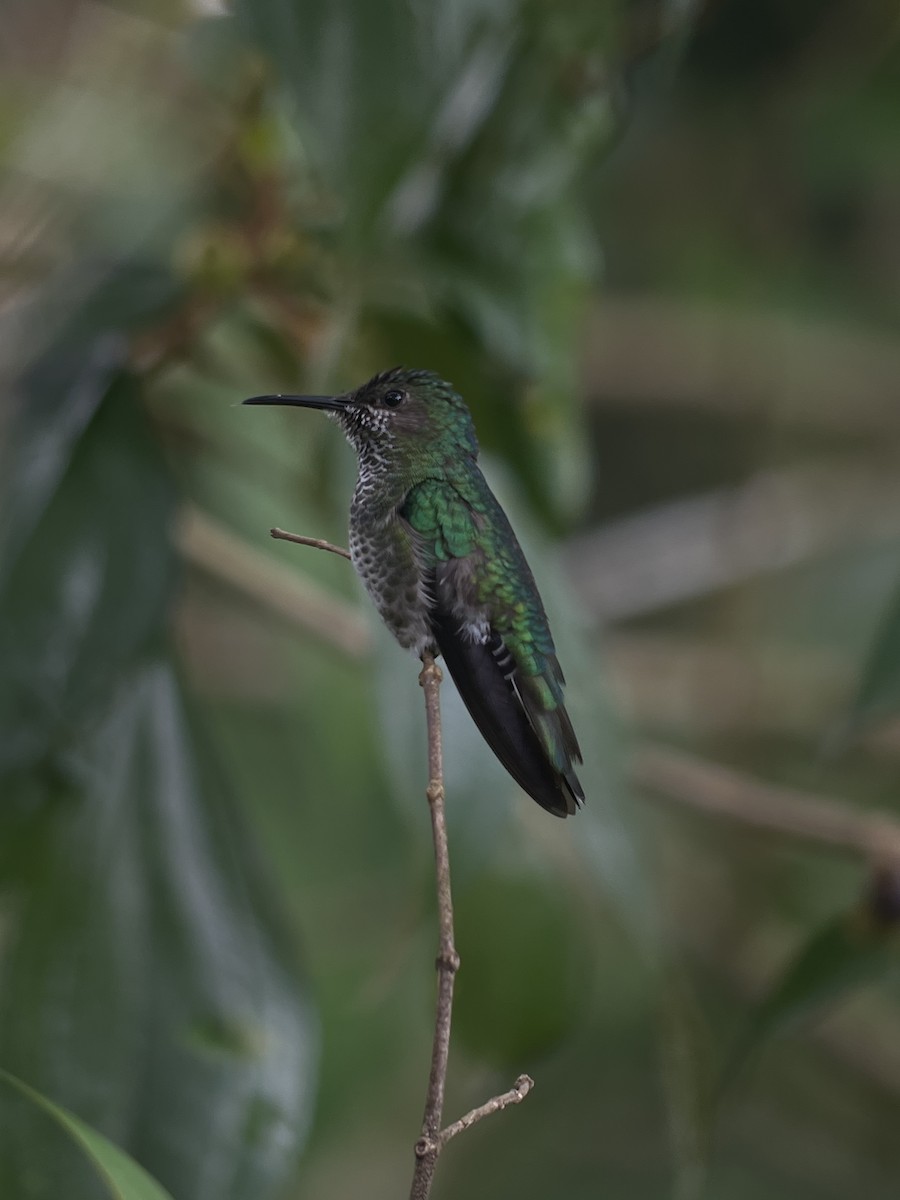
[{"x1": 242, "y1": 393, "x2": 348, "y2": 412}]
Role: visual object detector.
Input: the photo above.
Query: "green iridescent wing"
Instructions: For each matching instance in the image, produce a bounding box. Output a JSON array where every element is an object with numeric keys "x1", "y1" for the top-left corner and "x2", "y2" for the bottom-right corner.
[
  {"x1": 401, "y1": 476, "x2": 583, "y2": 816},
  {"x1": 400, "y1": 477, "x2": 480, "y2": 560}
]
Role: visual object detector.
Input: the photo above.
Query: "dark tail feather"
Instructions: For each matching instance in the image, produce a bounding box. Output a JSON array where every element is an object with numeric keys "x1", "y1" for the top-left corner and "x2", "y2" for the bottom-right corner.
[{"x1": 430, "y1": 608, "x2": 581, "y2": 817}]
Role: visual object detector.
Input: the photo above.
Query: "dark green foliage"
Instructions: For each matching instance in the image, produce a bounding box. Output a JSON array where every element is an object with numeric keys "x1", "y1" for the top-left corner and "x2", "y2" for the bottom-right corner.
[
  {"x1": 725, "y1": 894, "x2": 900, "y2": 1095},
  {"x1": 0, "y1": 657, "x2": 315, "y2": 1200},
  {"x1": 0, "y1": 372, "x2": 175, "y2": 774},
  {"x1": 453, "y1": 872, "x2": 592, "y2": 1064},
  {"x1": 0, "y1": 326, "x2": 315, "y2": 1199}
]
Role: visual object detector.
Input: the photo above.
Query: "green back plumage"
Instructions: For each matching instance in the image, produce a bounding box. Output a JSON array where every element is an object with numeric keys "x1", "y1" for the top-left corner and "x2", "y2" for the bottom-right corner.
[{"x1": 401, "y1": 466, "x2": 577, "y2": 779}]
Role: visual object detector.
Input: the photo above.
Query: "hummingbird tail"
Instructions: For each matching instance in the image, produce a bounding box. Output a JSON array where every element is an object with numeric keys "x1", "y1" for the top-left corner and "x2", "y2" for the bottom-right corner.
[{"x1": 430, "y1": 609, "x2": 582, "y2": 817}]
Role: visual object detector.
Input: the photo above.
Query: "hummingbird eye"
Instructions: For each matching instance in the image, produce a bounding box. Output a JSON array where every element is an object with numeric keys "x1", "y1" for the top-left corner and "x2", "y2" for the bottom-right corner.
[{"x1": 382, "y1": 389, "x2": 404, "y2": 408}]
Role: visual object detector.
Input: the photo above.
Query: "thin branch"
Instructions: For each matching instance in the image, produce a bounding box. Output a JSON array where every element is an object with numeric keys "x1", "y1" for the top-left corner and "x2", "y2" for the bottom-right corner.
[
  {"x1": 636, "y1": 744, "x2": 900, "y2": 1105},
  {"x1": 175, "y1": 508, "x2": 369, "y2": 657},
  {"x1": 564, "y1": 461, "x2": 900, "y2": 622},
  {"x1": 244, "y1": 529, "x2": 534, "y2": 1192},
  {"x1": 437, "y1": 1075, "x2": 534, "y2": 1149},
  {"x1": 270, "y1": 526, "x2": 352, "y2": 560},
  {"x1": 633, "y1": 744, "x2": 900, "y2": 867},
  {"x1": 410, "y1": 652, "x2": 460, "y2": 1200}
]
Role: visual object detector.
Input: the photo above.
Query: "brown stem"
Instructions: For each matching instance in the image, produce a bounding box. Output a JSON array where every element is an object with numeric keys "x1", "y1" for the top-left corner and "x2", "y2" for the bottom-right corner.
[
  {"x1": 410, "y1": 652, "x2": 459, "y2": 1200},
  {"x1": 437, "y1": 1075, "x2": 534, "y2": 1149},
  {"x1": 270, "y1": 527, "x2": 352, "y2": 559}
]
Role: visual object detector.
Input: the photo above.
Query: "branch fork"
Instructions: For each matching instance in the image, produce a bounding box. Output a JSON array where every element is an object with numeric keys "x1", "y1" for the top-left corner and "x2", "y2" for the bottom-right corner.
[{"x1": 414, "y1": 1073, "x2": 536, "y2": 1159}]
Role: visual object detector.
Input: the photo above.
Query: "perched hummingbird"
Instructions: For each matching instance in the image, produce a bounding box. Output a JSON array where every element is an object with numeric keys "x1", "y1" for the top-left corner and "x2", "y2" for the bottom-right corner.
[{"x1": 244, "y1": 368, "x2": 583, "y2": 817}]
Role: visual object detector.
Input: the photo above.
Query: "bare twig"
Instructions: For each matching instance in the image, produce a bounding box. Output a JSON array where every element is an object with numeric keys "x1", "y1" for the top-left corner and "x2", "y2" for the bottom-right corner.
[
  {"x1": 633, "y1": 744, "x2": 900, "y2": 867},
  {"x1": 437, "y1": 1074, "x2": 534, "y2": 1149},
  {"x1": 270, "y1": 526, "x2": 352, "y2": 560},
  {"x1": 563, "y1": 461, "x2": 900, "y2": 622},
  {"x1": 175, "y1": 508, "x2": 369, "y2": 657},
  {"x1": 410, "y1": 652, "x2": 460, "y2": 1200}
]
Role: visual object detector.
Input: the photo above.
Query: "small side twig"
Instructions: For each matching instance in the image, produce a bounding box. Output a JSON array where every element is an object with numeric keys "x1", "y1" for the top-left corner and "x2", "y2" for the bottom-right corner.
[
  {"x1": 175, "y1": 508, "x2": 368, "y2": 657},
  {"x1": 270, "y1": 526, "x2": 352, "y2": 559},
  {"x1": 436, "y1": 1074, "x2": 534, "y2": 1149}
]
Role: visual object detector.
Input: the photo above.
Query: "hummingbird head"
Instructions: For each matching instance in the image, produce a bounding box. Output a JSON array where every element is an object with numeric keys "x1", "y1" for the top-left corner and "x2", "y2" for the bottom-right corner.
[{"x1": 244, "y1": 367, "x2": 479, "y2": 475}]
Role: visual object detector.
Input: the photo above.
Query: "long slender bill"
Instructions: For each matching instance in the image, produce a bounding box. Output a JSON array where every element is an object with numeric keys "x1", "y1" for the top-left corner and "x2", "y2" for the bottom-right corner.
[{"x1": 242, "y1": 394, "x2": 347, "y2": 411}]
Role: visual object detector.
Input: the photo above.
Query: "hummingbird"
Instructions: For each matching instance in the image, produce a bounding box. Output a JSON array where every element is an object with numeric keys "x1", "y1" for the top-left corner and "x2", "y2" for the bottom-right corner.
[{"x1": 244, "y1": 368, "x2": 583, "y2": 817}]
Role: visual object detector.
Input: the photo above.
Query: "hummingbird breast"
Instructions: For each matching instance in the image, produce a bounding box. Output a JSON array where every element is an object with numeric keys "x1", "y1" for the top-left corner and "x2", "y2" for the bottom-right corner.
[{"x1": 349, "y1": 494, "x2": 434, "y2": 655}]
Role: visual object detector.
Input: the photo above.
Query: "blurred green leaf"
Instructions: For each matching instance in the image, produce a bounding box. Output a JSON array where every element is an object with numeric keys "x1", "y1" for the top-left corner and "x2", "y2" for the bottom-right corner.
[
  {"x1": 1, "y1": 336, "x2": 124, "y2": 566},
  {"x1": 231, "y1": 0, "x2": 612, "y2": 522},
  {"x1": 723, "y1": 903, "x2": 900, "y2": 1093},
  {"x1": 233, "y1": 0, "x2": 505, "y2": 232},
  {"x1": 0, "y1": 1070, "x2": 174, "y2": 1200},
  {"x1": 0, "y1": 659, "x2": 317, "y2": 1200},
  {"x1": 2, "y1": 260, "x2": 181, "y2": 573},
  {"x1": 0, "y1": 371, "x2": 177, "y2": 775},
  {"x1": 657, "y1": 966, "x2": 714, "y2": 1200},
  {"x1": 0, "y1": 260, "x2": 315, "y2": 1198},
  {"x1": 454, "y1": 871, "x2": 592, "y2": 1065}
]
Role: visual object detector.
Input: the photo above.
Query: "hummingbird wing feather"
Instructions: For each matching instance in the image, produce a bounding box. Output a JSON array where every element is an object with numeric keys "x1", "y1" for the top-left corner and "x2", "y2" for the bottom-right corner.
[
  {"x1": 428, "y1": 605, "x2": 576, "y2": 816},
  {"x1": 401, "y1": 477, "x2": 583, "y2": 816}
]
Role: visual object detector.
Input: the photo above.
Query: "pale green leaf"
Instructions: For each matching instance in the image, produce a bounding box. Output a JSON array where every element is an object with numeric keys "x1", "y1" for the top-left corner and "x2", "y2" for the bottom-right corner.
[{"x1": 0, "y1": 1069, "x2": 174, "y2": 1200}]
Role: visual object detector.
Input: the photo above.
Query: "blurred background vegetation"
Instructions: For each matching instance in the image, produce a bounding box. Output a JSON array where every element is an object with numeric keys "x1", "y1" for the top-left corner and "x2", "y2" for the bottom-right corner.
[{"x1": 3, "y1": 0, "x2": 900, "y2": 1197}]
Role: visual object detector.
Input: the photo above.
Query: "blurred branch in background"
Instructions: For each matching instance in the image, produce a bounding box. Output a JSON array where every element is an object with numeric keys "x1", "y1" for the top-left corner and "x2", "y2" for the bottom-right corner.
[
  {"x1": 634, "y1": 744, "x2": 900, "y2": 866},
  {"x1": 564, "y1": 458, "x2": 900, "y2": 621},
  {"x1": 583, "y1": 298, "x2": 900, "y2": 436},
  {"x1": 176, "y1": 507, "x2": 370, "y2": 657}
]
